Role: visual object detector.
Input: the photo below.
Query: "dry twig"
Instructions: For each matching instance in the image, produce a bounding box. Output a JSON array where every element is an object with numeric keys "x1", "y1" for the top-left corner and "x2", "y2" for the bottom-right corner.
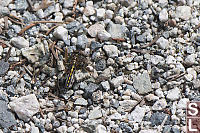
[{"x1": 72, "y1": 0, "x2": 78, "y2": 18}]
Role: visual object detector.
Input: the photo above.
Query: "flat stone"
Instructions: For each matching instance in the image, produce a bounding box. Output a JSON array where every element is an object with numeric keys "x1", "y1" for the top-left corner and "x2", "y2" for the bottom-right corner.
[
  {"x1": 9, "y1": 94, "x2": 40, "y2": 121},
  {"x1": 74, "y1": 98, "x2": 88, "y2": 106},
  {"x1": 101, "y1": 81, "x2": 110, "y2": 91},
  {"x1": 176, "y1": 6, "x2": 191, "y2": 20},
  {"x1": 96, "y1": 8, "x2": 106, "y2": 19},
  {"x1": 15, "y1": 0, "x2": 28, "y2": 11},
  {"x1": 119, "y1": 100, "x2": 138, "y2": 112},
  {"x1": 133, "y1": 72, "x2": 152, "y2": 94},
  {"x1": 103, "y1": 45, "x2": 119, "y2": 58},
  {"x1": 150, "y1": 112, "x2": 170, "y2": 126},
  {"x1": 88, "y1": 23, "x2": 105, "y2": 37},
  {"x1": 107, "y1": 22, "x2": 128, "y2": 39},
  {"x1": 63, "y1": 0, "x2": 74, "y2": 8},
  {"x1": 110, "y1": 76, "x2": 124, "y2": 88},
  {"x1": 0, "y1": 100, "x2": 16, "y2": 128},
  {"x1": 21, "y1": 43, "x2": 45, "y2": 63},
  {"x1": 88, "y1": 107, "x2": 102, "y2": 119},
  {"x1": 166, "y1": 87, "x2": 180, "y2": 101},
  {"x1": 109, "y1": 112, "x2": 122, "y2": 120},
  {"x1": 129, "y1": 105, "x2": 146, "y2": 122},
  {"x1": 11, "y1": 36, "x2": 29, "y2": 49}
]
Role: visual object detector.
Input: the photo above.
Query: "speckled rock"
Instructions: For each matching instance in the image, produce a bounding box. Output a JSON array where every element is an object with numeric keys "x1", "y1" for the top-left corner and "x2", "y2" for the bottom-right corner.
[
  {"x1": 103, "y1": 45, "x2": 119, "y2": 58},
  {"x1": 88, "y1": 23, "x2": 105, "y2": 37},
  {"x1": 176, "y1": 6, "x2": 192, "y2": 20}
]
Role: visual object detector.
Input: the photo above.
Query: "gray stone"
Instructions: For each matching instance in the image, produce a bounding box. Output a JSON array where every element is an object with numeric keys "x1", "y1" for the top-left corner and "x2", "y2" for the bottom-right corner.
[
  {"x1": 15, "y1": 0, "x2": 28, "y2": 11},
  {"x1": 0, "y1": 6, "x2": 10, "y2": 17},
  {"x1": 166, "y1": 87, "x2": 180, "y2": 101},
  {"x1": 110, "y1": 76, "x2": 124, "y2": 88},
  {"x1": 11, "y1": 37, "x2": 29, "y2": 49},
  {"x1": 96, "y1": 8, "x2": 106, "y2": 19},
  {"x1": 176, "y1": 6, "x2": 191, "y2": 20},
  {"x1": 77, "y1": 34, "x2": 88, "y2": 49},
  {"x1": 156, "y1": 37, "x2": 169, "y2": 49},
  {"x1": 133, "y1": 72, "x2": 152, "y2": 94},
  {"x1": 106, "y1": 10, "x2": 114, "y2": 19},
  {"x1": 159, "y1": 9, "x2": 168, "y2": 22},
  {"x1": 88, "y1": 107, "x2": 102, "y2": 119},
  {"x1": 0, "y1": 100, "x2": 16, "y2": 128},
  {"x1": 9, "y1": 94, "x2": 40, "y2": 121},
  {"x1": 21, "y1": 43, "x2": 45, "y2": 63},
  {"x1": 103, "y1": 45, "x2": 119, "y2": 58},
  {"x1": 0, "y1": 0, "x2": 12, "y2": 6},
  {"x1": 0, "y1": 60, "x2": 9, "y2": 76},
  {"x1": 68, "y1": 111, "x2": 78, "y2": 118},
  {"x1": 53, "y1": 26, "x2": 68, "y2": 44},
  {"x1": 129, "y1": 106, "x2": 146, "y2": 122},
  {"x1": 151, "y1": 55, "x2": 165, "y2": 65},
  {"x1": 43, "y1": 5, "x2": 55, "y2": 18},
  {"x1": 107, "y1": 22, "x2": 128, "y2": 39},
  {"x1": 150, "y1": 112, "x2": 170, "y2": 126},
  {"x1": 31, "y1": 126, "x2": 39, "y2": 133},
  {"x1": 177, "y1": 98, "x2": 189, "y2": 109},
  {"x1": 74, "y1": 98, "x2": 88, "y2": 106},
  {"x1": 95, "y1": 59, "x2": 106, "y2": 71},
  {"x1": 109, "y1": 112, "x2": 122, "y2": 120},
  {"x1": 193, "y1": 79, "x2": 200, "y2": 89},
  {"x1": 42, "y1": 65, "x2": 56, "y2": 76},
  {"x1": 88, "y1": 23, "x2": 105, "y2": 37},
  {"x1": 139, "y1": 129, "x2": 158, "y2": 133}
]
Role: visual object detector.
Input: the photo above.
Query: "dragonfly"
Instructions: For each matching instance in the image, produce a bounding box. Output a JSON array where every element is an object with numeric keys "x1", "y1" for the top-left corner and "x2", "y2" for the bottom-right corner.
[{"x1": 58, "y1": 48, "x2": 88, "y2": 93}]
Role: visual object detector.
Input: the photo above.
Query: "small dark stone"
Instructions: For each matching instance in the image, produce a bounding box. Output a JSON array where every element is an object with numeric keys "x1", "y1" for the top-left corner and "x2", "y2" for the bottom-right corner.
[
  {"x1": 95, "y1": 59, "x2": 106, "y2": 71},
  {"x1": 6, "y1": 85, "x2": 15, "y2": 96},
  {"x1": 119, "y1": 122, "x2": 133, "y2": 133},
  {"x1": 79, "y1": 108, "x2": 87, "y2": 114},
  {"x1": 91, "y1": 41, "x2": 102, "y2": 50},
  {"x1": 150, "y1": 112, "x2": 170, "y2": 126},
  {"x1": 0, "y1": 60, "x2": 9, "y2": 76},
  {"x1": 110, "y1": 99, "x2": 119, "y2": 108}
]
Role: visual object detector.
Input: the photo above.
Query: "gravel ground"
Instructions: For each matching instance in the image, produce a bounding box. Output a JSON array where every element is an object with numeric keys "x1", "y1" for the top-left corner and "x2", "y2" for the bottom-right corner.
[{"x1": 0, "y1": 0, "x2": 200, "y2": 132}]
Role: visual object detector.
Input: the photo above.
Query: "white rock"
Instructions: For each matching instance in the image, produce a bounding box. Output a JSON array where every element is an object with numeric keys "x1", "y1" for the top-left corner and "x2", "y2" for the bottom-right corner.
[
  {"x1": 84, "y1": 6, "x2": 95, "y2": 16},
  {"x1": 101, "y1": 81, "x2": 110, "y2": 91},
  {"x1": 68, "y1": 111, "x2": 78, "y2": 118},
  {"x1": 96, "y1": 8, "x2": 106, "y2": 19},
  {"x1": 166, "y1": 87, "x2": 180, "y2": 101},
  {"x1": 74, "y1": 98, "x2": 88, "y2": 106},
  {"x1": 0, "y1": 45, "x2": 3, "y2": 56},
  {"x1": 151, "y1": 55, "x2": 165, "y2": 65},
  {"x1": 9, "y1": 94, "x2": 40, "y2": 121},
  {"x1": 56, "y1": 126, "x2": 68, "y2": 133},
  {"x1": 88, "y1": 23, "x2": 105, "y2": 37},
  {"x1": 152, "y1": 99, "x2": 167, "y2": 110},
  {"x1": 156, "y1": 37, "x2": 169, "y2": 49},
  {"x1": 67, "y1": 126, "x2": 75, "y2": 133},
  {"x1": 177, "y1": 98, "x2": 189, "y2": 109},
  {"x1": 109, "y1": 112, "x2": 122, "y2": 120},
  {"x1": 53, "y1": 26, "x2": 68, "y2": 44},
  {"x1": 31, "y1": 126, "x2": 39, "y2": 133},
  {"x1": 159, "y1": 8, "x2": 168, "y2": 22},
  {"x1": 187, "y1": 68, "x2": 197, "y2": 79},
  {"x1": 129, "y1": 106, "x2": 146, "y2": 122},
  {"x1": 106, "y1": 10, "x2": 114, "y2": 19},
  {"x1": 145, "y1": 94, "x2": 159, "y2": 101},
  {"x1": 185, "y1": 54, "x2": 197, "y2": 65},
  {"x1": 97, "y1": 30, "x2": 111, "y2": 41},
  {"x1": 155, "y1": 89, "x2": 164, "y2": 98},
  {"x1": 166, "y1": 55, "x2": 176, "y2": 65},
  {"x1": 63, "y1": 0, "x2": 74, "y2": 8},
  {"x1": 139, "y1": 129, "x2": 158, "y2": 133},
  {"x1": 96, "y1": 125, "x2": 107, "y2": 133},
  {"x1": 103, "y1": 45, "x2": 119, "y2": 58},
  {"x1": 110, "y1": 76, "x2": 124, "y2": 88},
  {"x1": 11, "y1": 37, "x2": 29, "y2": 49},
  {"x1": 88, "y1": 107, "x2": 102, "y2": 119},
  {"x1": 176, "y1": 6, "x2": 191, "y2": 20}
]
